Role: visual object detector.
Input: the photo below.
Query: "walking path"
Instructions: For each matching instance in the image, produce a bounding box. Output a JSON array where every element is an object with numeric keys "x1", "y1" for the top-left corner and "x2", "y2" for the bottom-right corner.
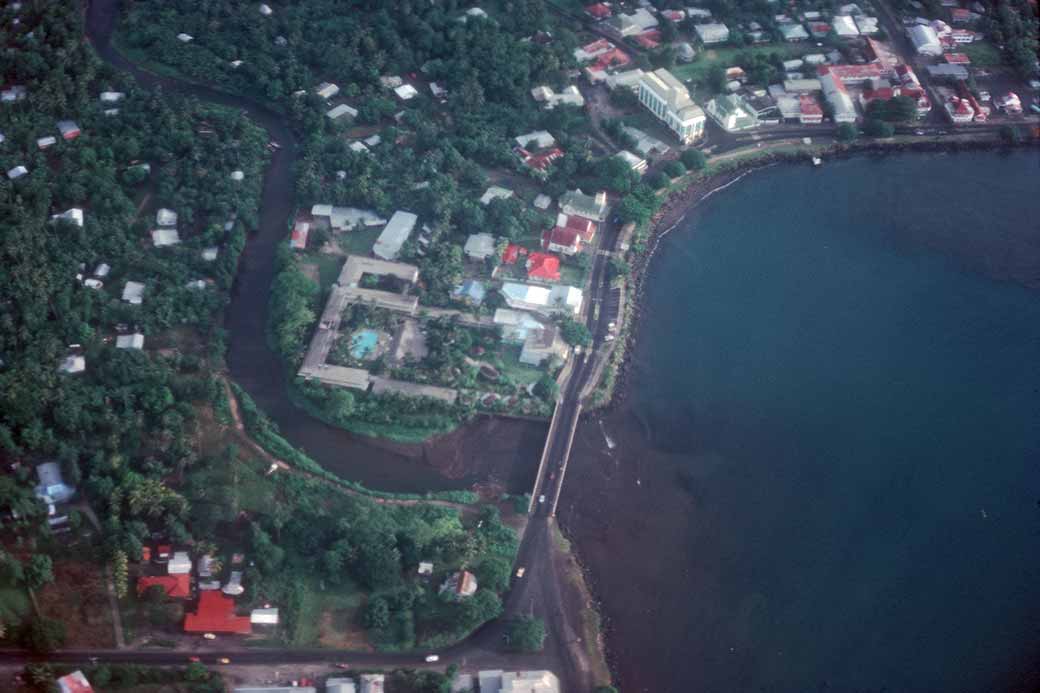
[{"x1": 77, "y1": 503, "x2": 127, "y2": 649}]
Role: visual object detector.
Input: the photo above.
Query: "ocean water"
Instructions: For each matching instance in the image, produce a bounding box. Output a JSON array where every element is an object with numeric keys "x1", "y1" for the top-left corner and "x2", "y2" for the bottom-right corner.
[{"x1": 562, "y1": 151, "x2": 1040, "y2": 692}]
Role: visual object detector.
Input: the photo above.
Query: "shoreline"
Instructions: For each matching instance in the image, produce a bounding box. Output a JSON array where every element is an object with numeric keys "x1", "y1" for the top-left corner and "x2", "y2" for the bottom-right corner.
[
  {"x1": 568, "y1": 135, "x2": 1039, "y2": 687},
  {"x1": 596, "y1": 135, "x2": 1039, "y2": 414}
]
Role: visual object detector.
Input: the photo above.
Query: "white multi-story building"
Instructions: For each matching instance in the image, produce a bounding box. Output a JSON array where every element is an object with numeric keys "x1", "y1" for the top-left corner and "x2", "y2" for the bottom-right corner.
[{"x1": 637, "y1": 69, "x2": 706, "y2": 144}]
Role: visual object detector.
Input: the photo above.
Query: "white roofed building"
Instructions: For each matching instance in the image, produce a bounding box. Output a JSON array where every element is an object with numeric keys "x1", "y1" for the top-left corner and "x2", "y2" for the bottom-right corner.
[
  {"x1": 373, "y1": 211, "x2": 417, "y2": 260},
  {"x1": 122, "y1": 281, "x2": 146, "y2": 304},
  {"x1": 908, "y1": 24, "x2": 942, "y2": 55},
  {"x1": 637, "y1": 69, "x2": 706, "y2": 144},
  {"x1": 464, "y1": 233, "x2": 497, "y2": 260},
  {"x1": 116, "y1": 333, "x2": 145, "y2": 350},
  {"x1": 694, "y1": 23, "x2": 730, "y2": 44}
]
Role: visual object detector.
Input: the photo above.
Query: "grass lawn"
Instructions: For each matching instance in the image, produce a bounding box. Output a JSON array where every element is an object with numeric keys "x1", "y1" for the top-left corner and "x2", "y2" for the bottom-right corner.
[
  {"x1": 560, "y1": 263, "x2": 588, "y2": 287},
  {"x1": 495, "y1": 345, "x2": 546, "y2": 386},
  {"x1": 960, "y1": 41, "x2": 1003, "y2": 67},
  {"x1": 672, "y1": 43, "x2": 814, "y2": 84},
  {"x1": 338, "y1": 227, "x2": 382, "y2": 256},
  {"x1": 283, "y1": 574, "x2": 364, "y2": 647},
  {"x1": 312, "y1": 253, "x2": 345, "y2": 292}
]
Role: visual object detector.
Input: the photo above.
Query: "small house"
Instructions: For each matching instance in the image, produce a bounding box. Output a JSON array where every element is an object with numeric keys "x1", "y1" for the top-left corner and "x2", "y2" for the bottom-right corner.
[
  {"x1": 480, "y1": 186, "x2": 513, "y2": 205},
  {"x1": 315, "y1": 82, "x2": 340, "y2": 99},
  {"x1": 250, "y1": 608, "x2": 279, "y2": 624},
  {"x1": 37, "y1": 136, "x2": 57, "y2": 149},
  {"x1": 202, "y1": 247, "x2": 219, "y2": 261},
  {"x1": 168, "y1": 552, "x2": 192, "y2": 575},
  {"x1": 833, "y1": 15, "x2": 860, "y2": 36},
  {"x1": 290, "y1": 222, "x2": 309, "y2": 250},
  {"x1": 122, "y1": 281, "x2": 145, "y2": 304},
  {"x1": 463, "y1": 232, "x2": 497, "y2": 261},
  {"x1": 533, "y1": 194, "x2": 552, "y2": 210},
  {"x1": 417, "y1": 561, "x2": 434, "y2": 576},
  {"x1": 184, "y1": 591, "x2": 252, "y2": 634},
  {"x1": 56, "y1": 120, "x2": 81, "y2": 140},
  {"x1": 326, "y1": 104, "x2": 358, "y2": 120},
  {"x1": 176, "y1": 33, "x2": 194, "y2": 42},
  {"x1": 394, "y1": 84, "x2": 418, "y2": 100},
  {"x1": 526, "y1": 252, "x2": 561, "y2": 282},
  {"x1": 7, "y1": 165, "x2": 28, "y2": 179},
  {"x1": 559, "y1": 189, "x2": 609, "y2": 222},
  {"x1": 515, "y1": 130, "x2": 556, "y2": 150},
  {"x1": 35, "y1": 461, "x2": 76, "y2": 503},
  {"x1": 694, "y1": 23, "x2": 730, "y2": 45},
  {"x1": 373, "y1": 211, "x2": 418, "y2": 261},
  {"x1": 440, "y1": 570, "x2": 478, "y2": 600},
  {"x1": 151, "y1": 229, "x2": 181, "y2": 247},
  {"x1": 453, "y1": 279, "x2": 487, "y2": 305},
  {"x1": 116, "y1": 333, "x2": 145, "y2": 350},
  {"x1": 779, "y1": 23, "x2": 809, "y2": 41},
  {"x1": 100, "y1": 91, "x2": 125, "y2": 102},
  {"x1": 51, "y1": 208, "x2": 84, "y2": 227},
  {"x1": 57, "y1": 671, "x2": 95, "y2": 693},
  {"x1": 258, "y1": 3, "x2": 273, "y2": 15},
  {"x1": 520, "y1": 324, "x2": 569, "y2": 366},
  {"x1": 542, "y1": 226, "x2": 582, "y2": 255},
  {"x1": 156, "y1": 208, "x2": 178, "y2": 226},
  {"x1": 137, "y1": 574, "x2": 190, "y2": 599},
  {"x1": 616, "y1": 150, "x2": 647, "y2": 174},
  {"x1": 230, "y1": 170, "x2": 244, "y2": 180}
]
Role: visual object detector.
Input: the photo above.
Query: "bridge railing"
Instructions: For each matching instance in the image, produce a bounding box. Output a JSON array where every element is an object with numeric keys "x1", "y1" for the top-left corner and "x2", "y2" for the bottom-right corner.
[{"x1": 528, "y1": 400, "x2": 561, "y2": 514}]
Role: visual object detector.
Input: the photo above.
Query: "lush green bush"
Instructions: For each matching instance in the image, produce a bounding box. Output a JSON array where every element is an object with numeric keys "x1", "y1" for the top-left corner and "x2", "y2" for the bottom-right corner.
[
  {"x1": 681, "y1": 148, "x2": 708, "y2": 171},
  {"x1": 503, "y1": 615, "x2": 546, "y2": 652}
]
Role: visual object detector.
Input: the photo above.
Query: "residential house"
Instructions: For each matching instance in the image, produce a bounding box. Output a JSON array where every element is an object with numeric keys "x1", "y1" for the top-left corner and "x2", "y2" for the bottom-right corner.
[
  {"x1": 168, "y1": 551, "x2": 192, "y2": 574},
  {"x1": 638, "y1": 69, "x2": 706, "y2": 144},
  {"x1": 138, "y1": 574, "x2": 191, "y2": 599},
  {"x1": 56, "y1": 120, "x2": 80, "y2": 140},
  {"x1": 37, "y1": 136, "x2": 57, "y2": 149},
  {"x1": 151, "y1": 229, "x2": 181, "y2": 247},
  {"x1": 122, "y1": 281, "x2": 145, "y2": 304},
  {"x1": 798, "y1": 95, "x2": 823, "y2": 124},
  {"x1": 779, "y1": 23, "x2": 809, "y2": 41},
  {"x1": 833, "y1": 15, "x2": 860, "y2": 36},
  {"x1": 584, "y1": 3, "x2": 612, "y2": 20},
  {"x1": 311, "y1": 205, "x2": 387, "y2": 230},
  {"x1": 51, "y1": 208, "x2": 84, "y2": 227},
  {"x1": 706, "y1": 94, "x2": 759, "y2": 132},
  {"x1": 616, "y1": 150, "x2": 647, "y2": 173},
  {"x1": 515, "y1": 130, "x2": 556, "y2": 150},
  {"x1": 559, "y1": 189, "x2": 609, "y2": 222},
  {"x1": 515, "y1": 146, "x2": 563, "y2": 173},
  {"x1": 556, "y1": 213, "x2": 596, "y2": 243},
  {"x1": 184, "y1": 591, "x2": 252, "y2": 634},
  {"x1": 58, "y1": 355, "x2": 85, "y2": 374},
  {"x1": 373, "y1": 211, "x2": 418, "y2": 260},
  {"x1": 116, "y1": 333, "x2": 145, "y2": 350},
  {"x1": 327, "y1": 678, "x2": 357, "y2": 693},
  {"x1": 855, "y1": 16, "x2": 879, "y2": 34},
  {"x1": 100, "y1": 91, "x2": 125, "y2": 102},
  {"x1": 494, "y1": 309, "x2": 546, "y2": 342},
  {"x1": 290, "y1": 221, "x2": 309, "y2": 249},
  {"x1": 542, "y1": 226, "x2": 582, "y2": 255},
  {"x1": 417, "y1": 561, "x2": 434, "y2": 576},
  {"x1": 315, "y1": 82, "x2": 340, "y2": 99},
  {"x1": 177, "y1": 33, "x2": 193, "y2": 42},
  {"x1": 57, "y1": 671, "x2": 95, "y2": 693},
  {"x1": 464, "y1": 232, "x2": 497, "y2": 260},
  {"x1": 675, "y1": 42, "x2": 697, "y2": 62},
  {"x1": 609, "y1": 8, "x2": 658, "y2": 36},
  {"x1": 1, "y1": 85, "x2": 27, "y2": 102},
  {"x1": 250, "y1": 608, "x2": 279, "y2": 624},
  {"x1": 526, "y1": 252, "x2": 561, "y2": 282},
  {"x1": 477, "y1": 670, "x2": 561, "y2": 693},
  {"x1": 394, "y1": 84, "x2": 418, "y2": 100},
  {"x1": 453, "y1": 279, "x2": 487, "y2": 305},
  {"x1": 530, "y1": 85, "x2": 585, "y2": 109},
  {"x1": 156, "y1": 208, "x2": 177, "y2": 226},
  {"x1": 359, "y1": 674, "x2": 385, "y2": 693},
  {"x1": 326, "y1": 104, "x2": 358, "y2": 120},
  {"x1": 501, "y1": 243, "x2": 526, "y2": 265},
  {"x1": 520, "y1": 324, "x2": 569, "y2": 366},
  {"x1": 694, "y1": 23, "x2": 730, "y2": 45},
  {"x1": 7, "y1": 165, "x2": 28, "y2": 179},
  {"x1": 480, "y1": 186, "x2": 514, "y2": 205},
  {"x1": 35, "y1": 461, "x2": 76, "y2": 503},
  {"x1": 908, "y1": 25, "x2": 942, "y2": 55},
  {"x1": 440, "y1": 570, "x2": 478, "y2": 599},
  {"x1": 784, "y1": 78, "x2": 822, "y2": 93}
]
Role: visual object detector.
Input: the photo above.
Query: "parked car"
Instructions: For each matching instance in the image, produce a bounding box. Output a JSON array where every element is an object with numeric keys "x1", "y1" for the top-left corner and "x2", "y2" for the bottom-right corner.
[
  {"x1": 424, "y1": 654, "x2": 440, "y2": 663},
  {"x1": 203, "y1": 633, "x2": 216, "y2": 640},
  {"x1": 334, "y1": 663, "x2": 351, "y2": 670},
  {"x1": 217, "y1": 658, "x2": 231, "y2": 665},
  {"x1": 516, "y1": 567, "x2": 526, "y2": 578},
  {"x1": 188, "y1": 656, "x2": 201, "y2": 663}
]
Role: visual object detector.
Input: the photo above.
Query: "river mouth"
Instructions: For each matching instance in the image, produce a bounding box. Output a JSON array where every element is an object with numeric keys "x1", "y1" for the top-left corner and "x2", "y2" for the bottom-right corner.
[{"x1": 561, "y1": 151, "x2": 1040, "y2": 693}]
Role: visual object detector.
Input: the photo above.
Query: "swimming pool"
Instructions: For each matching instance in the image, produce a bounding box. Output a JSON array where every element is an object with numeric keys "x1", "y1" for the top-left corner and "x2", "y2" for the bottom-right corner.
[{"x1": 350, "y1": 329, "x2": 379, "y2": 359}]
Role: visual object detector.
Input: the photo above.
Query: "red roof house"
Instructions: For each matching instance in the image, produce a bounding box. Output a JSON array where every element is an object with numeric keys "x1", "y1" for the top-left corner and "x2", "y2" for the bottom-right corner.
[
  {"x1": 157, "y1": 545, "x2": 172, "y2": 560},
  {"x1": 516, "y1": 146, "x2": 564, "y2": 172},
  {"x1": 57, "y1": 671, "x2": 95, "y2": 693},
  {"x1": 290, "y1": 221, "x2": 310, "y2": 250},
  {"x1": 138, "y1": 574, "x2": 191, "y2": 599},
  {"x1": 590, "y1": 48, "x2": 632, "y2": 72},
  {"x1": 944, "y1": 52, "x2": 971, "y2": 64},
  {"x1": 634, "y1": 30, "x2": 662, "y2": 49},
  {"x1": 526, "y1": 252, "x2": 561, "y2": 282},
  {"x1": 584, "y1": 2, "x2": 612, "y2": 19},
  {"x1": 560, "y1": 214, "x2": 597, "y2": 242},
  {"x1": 542, "y1": 226, "x2": 582, "y2": 255},
  {"x1": 502, "y1": 243, "x2": 523, "y2": 265},
  {"x1": 184, "y1": 591, "x2": 252, "y2": 634}
]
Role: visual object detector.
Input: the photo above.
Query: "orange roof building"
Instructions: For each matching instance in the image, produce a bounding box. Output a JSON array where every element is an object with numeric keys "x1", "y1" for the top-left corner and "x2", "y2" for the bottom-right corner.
[
  {"x1": 184, "y1": 591, "x2": 252, "y2": 634},
  {"x1": 138, "y1": 574, "x2": 191, "y2": 599}
]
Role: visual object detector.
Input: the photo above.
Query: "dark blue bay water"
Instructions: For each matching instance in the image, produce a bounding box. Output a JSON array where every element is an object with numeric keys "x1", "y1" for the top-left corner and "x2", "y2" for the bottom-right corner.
[{"x1": 562, "y1": 151, "x2": 1040, "y2": 693}]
